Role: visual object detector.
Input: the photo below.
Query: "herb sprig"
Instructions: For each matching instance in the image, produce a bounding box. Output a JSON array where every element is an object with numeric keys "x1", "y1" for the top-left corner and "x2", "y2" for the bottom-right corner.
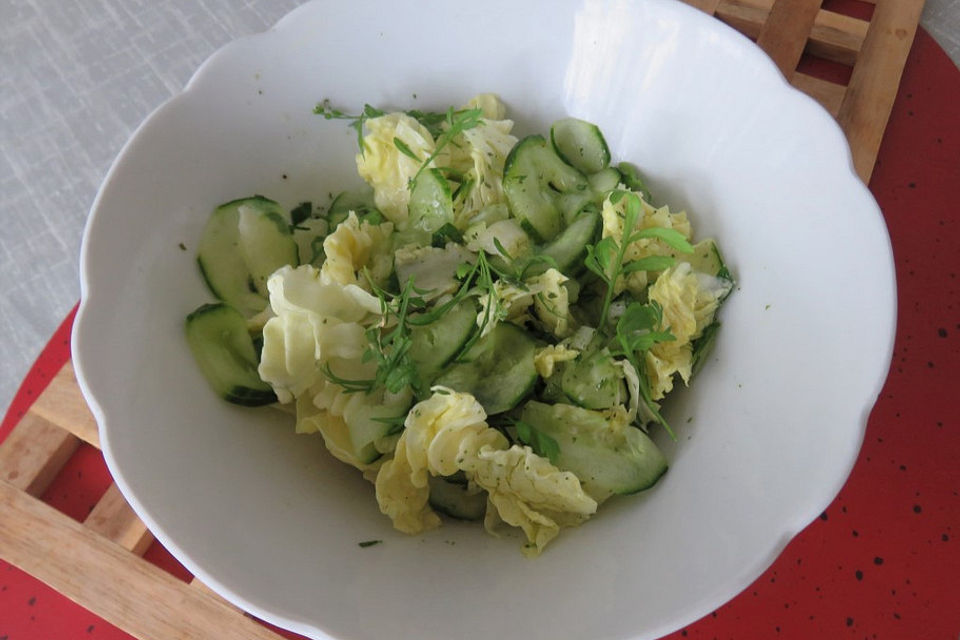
[
  {"x1": 610, "y1": 300, "x2": 677, "y2": 438},
  {"x1": 314, "y1": 101, "x2": 385, "y2": 153},
  {"x1": 323, "y1": 253, "x2": 501, "y2": 397},
  {"x1": 584, "y1": 190, "x2": 693, "y2": 329},
  {"x1": 314, "y1": 101, "x2": 485, "y2": 187},
  {"x1": 409, "y1": 106, "x2": 484, "y2": 186},
  {"x1": 513, "y1": 419, "x2": 561, "y2": 464}
]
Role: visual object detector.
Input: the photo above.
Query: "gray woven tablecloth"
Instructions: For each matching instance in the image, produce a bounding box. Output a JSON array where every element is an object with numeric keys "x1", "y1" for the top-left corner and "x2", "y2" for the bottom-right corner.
[{"x1": 1, "y1": 0, "x2": 958, "y2": 413}]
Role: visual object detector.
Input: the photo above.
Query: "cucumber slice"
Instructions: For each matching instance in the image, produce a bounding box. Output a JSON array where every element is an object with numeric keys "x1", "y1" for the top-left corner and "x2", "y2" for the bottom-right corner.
[
  {"x1": 616, "y1": 162, "x2": 653, "y2": 203},
  {"x1": 428, "y1": 475, "x2": 487, "y2": 521},
  {"x1": 682, "y1": 239, "x2": 733, "y2": 283},
  {"x1": 520, "y1": 401, "x2": 668, "y2": 497},
  {"x1": 185, "y1": 303, "x2": 277, "y2": 406},
  {"x1": 536, "y1": 210, "x2": 600, "y2": 277},
  {"x1": 469, "y1": 203, "x2": 510, "y2": 227},
  {"x1": 464, "y1": 219, "x2": 531, "y2": 259},
  {"x1": 328, "y1": 186, "x2": 379, "y2": 228},
  {"x1": 237, "y1": 203, "x2": 299, "y2": 296},
  {"x1": 433, "y1": 322, "x2": 538, "y2": 415},
  {"x1": 409, "y1": 168, "x2": 454, "y2": 233},
  {"x1": 557, "y1": 190, "x2": 599, "y2": 226},
  {"x1": 691, "y1": 321, "x2": 721, "y2": 378},
  {"x1": 503, "y1": 135, "x2": 589, "y2": 242},
  {"x1": 394, "y1": 243, "x2": 476, "y2": 301},
  {"x1": 408, "y1": 301, "x2": 478, "y2": 384},
  {"x1": 550, "y1": 118, "x2": 611, "y2": 174},
  {"x1": 560, "y1": 347, "x2": 626, "y2": 410},
  {"x1": 343, "y1": 389, "x2": 413, "y2": 457},
  {"x1": 292, "y1": 217, "x2": 329, "y2": 266},
  {"x1": 197, "y1": 196, "x2": 297, "y2": 316},
  {"x1": 588, "y1": 167, "x2": 623, "y2": 194},
  {"x1": 685, "y1": 239, "x2": 734, "y2": 376}
]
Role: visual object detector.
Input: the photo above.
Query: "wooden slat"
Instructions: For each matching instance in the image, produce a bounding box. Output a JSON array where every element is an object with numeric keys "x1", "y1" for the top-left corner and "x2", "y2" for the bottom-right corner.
[
  {"x1": 756, "y1": 0, "x2": 824, "y2": 78},
  {"x1": 837, "y1": 0, "x2": 924, "y2": 181},
  {"x1": 84, "y1": 483, "x2": 154, "y2": 556},
  {"x1": 808, "y1": 9, "x2": 870, "y2": 66},
  {"x1": 684, "y1": 0, "x2": 723, "y2": 14},
  {"x1": 192, "y1": 577, "x2": 243, "y2": 613},
  {"x1": 0, "y1": 412, "x2": 79, "y2": 496},
  {"x1": 713, "y1": 0, "x2": 870, "y2": 65},
  {"x1": 0, "y1": 479, "x2": 283, "y2": 640},
  {"x1": 791, "y1": 72, "x2": 847, "y2": 116},
  {"x1": 30, "y1": 360, "x2": 100, "y2": 448}
]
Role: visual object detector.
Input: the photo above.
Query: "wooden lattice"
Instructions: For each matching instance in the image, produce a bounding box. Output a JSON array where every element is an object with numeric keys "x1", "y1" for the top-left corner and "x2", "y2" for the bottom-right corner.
[{"x1": 684, "y1": 0, "x2": 925, "y2": 181}]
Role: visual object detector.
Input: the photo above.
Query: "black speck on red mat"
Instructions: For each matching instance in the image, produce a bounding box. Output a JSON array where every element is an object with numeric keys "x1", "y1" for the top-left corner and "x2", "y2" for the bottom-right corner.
[{"x1": 1, "y1": 29, "x2": 958, "y2": 640}]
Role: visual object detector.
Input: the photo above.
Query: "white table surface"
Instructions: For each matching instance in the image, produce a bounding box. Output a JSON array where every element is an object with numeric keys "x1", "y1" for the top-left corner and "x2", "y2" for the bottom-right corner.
[{"x1": 1, "y1": 0, "x2": 958, "y2": 414}]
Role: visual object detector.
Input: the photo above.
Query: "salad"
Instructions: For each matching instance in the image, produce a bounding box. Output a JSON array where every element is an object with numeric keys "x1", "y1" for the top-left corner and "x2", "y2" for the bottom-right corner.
[{"x1": 184, "y1": 94, "x2": 734, "y2": 555}]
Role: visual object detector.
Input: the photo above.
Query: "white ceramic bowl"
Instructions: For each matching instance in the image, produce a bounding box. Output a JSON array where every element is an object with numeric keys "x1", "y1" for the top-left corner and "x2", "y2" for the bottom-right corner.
[{"x1": 73, "y1": 1, "x2": 896, "y2": 638}]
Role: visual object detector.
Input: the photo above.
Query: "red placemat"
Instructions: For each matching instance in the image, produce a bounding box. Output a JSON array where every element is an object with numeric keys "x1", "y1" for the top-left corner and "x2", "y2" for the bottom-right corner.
[{"x1": 2, "y1": 27, "x2": 958, "y2": 640}]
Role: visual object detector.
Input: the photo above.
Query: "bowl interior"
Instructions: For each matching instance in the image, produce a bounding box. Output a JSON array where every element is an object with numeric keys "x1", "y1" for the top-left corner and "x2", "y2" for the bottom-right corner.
[{"x1": 74, "y1": 1, "x2": 896, "y2": 639}]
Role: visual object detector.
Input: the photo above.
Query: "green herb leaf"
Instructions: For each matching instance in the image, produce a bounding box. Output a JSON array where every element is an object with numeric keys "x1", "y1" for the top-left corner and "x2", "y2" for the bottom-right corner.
[
  {"x1": 358, "y1": 539, "x2": 383, "y2": 548},
  {"x1": 492, "y1": 237, "x2": 514, "y2": 261},
  {"x1": 405, "y1": 109, "x2": 448, "y2": 138},
  {"x1": 410, "y1": 107, "x2": 484, "y2": 187},
  {"x1": 622, "y1": 255, "x2": 676, "y2": 274},
  {"x1": 514, "y1": 420, "x2": 561, "y2": 465},
  {"x1": 321, "y1": 362, "x2": 375, "y2": 393},
  {"x1": 393, "y1": 137, "x2": 420, "y2": 161},
  {"x1": 290, "y1": 201, "x2": 312, "y2": 226},
  {"x1": 314, "y1": 101, "x2": 386, "y2": 153},
  {"x1": 630, "y1": 227, "x2": 694, "y2": 254},
  {"x1": 431, "y1": 223, "x2": 463, "y2": 247}
]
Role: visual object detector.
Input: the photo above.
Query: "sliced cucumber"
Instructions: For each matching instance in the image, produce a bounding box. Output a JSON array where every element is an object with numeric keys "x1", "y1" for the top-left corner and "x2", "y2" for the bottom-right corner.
[
  {"x1": 428, "y1": 475, "x2": 487, "y2": 521},
  {"x1": 682, "y1": 238, "x2": 733, "y2": 284},
  {"x1": 550, "y1": 118, "x2": 611, "y2": 175},
  {"x1": 691, "y1": 321, "x2": 721, "y2": 378},
  {"x1": 197, "y1": 196, "x2": 297, "y2": 316},
  {"x1": 185, "y1": 303, "x2": 277, "y2": 406},
  {"x1": 293, "y1": 217, "x2": 329, "y2": 266},
  {"x1": 503, "y1": 135, "x2": 589, "y2": 242},
  {"x1": 469, "y1": 203, "x2": 510, "y2": 227},
  {"x1": 557, "y1": 189, "x2": 598, "y2": 226},
  {"x1": 434, "y1": 322, "x2": 538, "y2": 415},
  {"x1": 394, "y1": 242, "x2": 476, "y2": 301},
  {"x1": 520, "y1": 401, "x2": 668, "y2": 498},
  {"x1": 328, "y1": 186, "x2": 379, "y2": 229},
  {"x1": 464, "y1": 218, "x2": 531, "y2": 259},
  {"x1": 409, "y1": 168, "x2": 454, "y2": 233},
  {"x1": 560, "y1": 347, "x2": 626, "y2": 410},
  {"x1": 237, "y1": 203, "x2": 299, "y2": 296},
  {"x1": 617, "y1": 162, "x2": 653, "y2": 203},
  {"x1": 684, "y1": 239, "x2": 734, "y2": 377},
  {"x1": 530, "y1": 210, "x2": 600, "y2": 277},
  {"x1": 588, "y1": 166, "x2": 623, "y2": 194},
  {"x1": 343, "y1": 389, "x2": 413, "y2": 458},
  {"x1": 408, "y1": 301, "x2": 478, "y2": 384}
]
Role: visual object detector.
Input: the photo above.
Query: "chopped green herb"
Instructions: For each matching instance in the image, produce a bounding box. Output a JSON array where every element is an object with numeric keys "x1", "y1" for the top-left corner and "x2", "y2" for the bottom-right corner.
[
  {"x1": 358, "y1": 539, "x2": 383, "y2": 548},
  {"x1": 393, "y1": 136, "x2": 420, "y2": 161},
  {"x1": 514, "y1": 420, "x2": 561, "y2": 465},
  {"x1": 410, "y1": 107, "x2": 484, "y2": 186},
  {"x1": 290, "y1": 201, "x2": 312, "y2": 225},
  {"x1": 431, "y1": 223, "x2": 463, "y2": 247},
  {"x1": 314, "y1": 101, "x2": 386, "y2": 154}
]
